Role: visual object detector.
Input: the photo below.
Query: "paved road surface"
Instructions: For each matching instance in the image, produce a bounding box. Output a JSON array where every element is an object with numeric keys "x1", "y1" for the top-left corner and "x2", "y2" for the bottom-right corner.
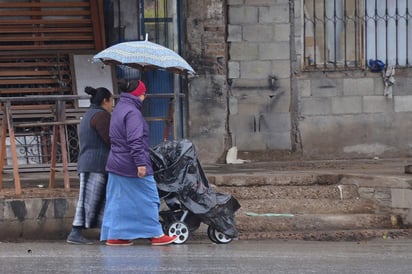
[{"x1": 1, "y1": 238, "x2": 412, "y2": 273}]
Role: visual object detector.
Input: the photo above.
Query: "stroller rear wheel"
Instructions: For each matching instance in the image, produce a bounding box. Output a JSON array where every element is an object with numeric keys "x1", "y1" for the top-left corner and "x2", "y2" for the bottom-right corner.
[
  {"x1": 207, "y1": 225, "x2": 233, "y2": 244},
  {"x1": 207, "y1": 225, "x2": 218, "y2": 243},
  {"x1": 168, "y1": 221, "x2": 190, "y2": 244}
]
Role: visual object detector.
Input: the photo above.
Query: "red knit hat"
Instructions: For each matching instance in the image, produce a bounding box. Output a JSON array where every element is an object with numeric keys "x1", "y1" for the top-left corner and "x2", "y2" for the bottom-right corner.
[{"x1": 130, "y1": 80, "x2": 146, "y2": 97}]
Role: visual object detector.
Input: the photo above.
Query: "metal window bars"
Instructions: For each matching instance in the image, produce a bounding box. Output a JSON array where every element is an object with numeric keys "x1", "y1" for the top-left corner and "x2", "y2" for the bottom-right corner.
[{"x1": 303, "y1": 0, "x2": 412, "y2": 71}]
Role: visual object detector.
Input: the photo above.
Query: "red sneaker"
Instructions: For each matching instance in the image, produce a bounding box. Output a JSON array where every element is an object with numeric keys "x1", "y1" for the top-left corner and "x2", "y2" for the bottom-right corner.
[
  {"x1": 106, "y1": 239, "x2": 133, "y2": 246},
  {"x1": 151, "y1": 235, "x2": 178, "y2": 246}
]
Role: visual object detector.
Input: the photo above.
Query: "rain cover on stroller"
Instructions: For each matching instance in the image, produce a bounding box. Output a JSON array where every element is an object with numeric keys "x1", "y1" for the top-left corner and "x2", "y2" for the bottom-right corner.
[{"x1": 150, "y1": 139, "x2": 241, "y2": 238}]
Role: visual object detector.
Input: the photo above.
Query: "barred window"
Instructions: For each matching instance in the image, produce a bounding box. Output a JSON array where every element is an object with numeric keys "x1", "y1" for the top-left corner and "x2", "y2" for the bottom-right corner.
[{"x1": 303, "y1": 0, "x2": 412, "y2": 71}]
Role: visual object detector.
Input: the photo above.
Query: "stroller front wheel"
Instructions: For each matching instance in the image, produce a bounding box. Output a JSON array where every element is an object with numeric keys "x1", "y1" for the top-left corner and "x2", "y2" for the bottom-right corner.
[
  {"x1": 168, "y1": 221, "x2": 190, "y2": 244},
  {"x1": 207, "y1": 225, "x2": 233, "y2": 244}
]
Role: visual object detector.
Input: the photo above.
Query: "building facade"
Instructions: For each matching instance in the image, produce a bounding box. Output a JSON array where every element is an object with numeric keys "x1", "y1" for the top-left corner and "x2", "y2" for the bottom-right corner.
[
  {"x1": 186, "y1": 0, "x2": 412, "y2": 163},
  {"x1": 2, "y1": 0, "x2": 412, "y2": 166}
]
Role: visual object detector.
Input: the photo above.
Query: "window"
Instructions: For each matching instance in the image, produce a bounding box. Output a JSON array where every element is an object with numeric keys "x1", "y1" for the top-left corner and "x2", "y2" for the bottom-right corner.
[
  {"x1": 142, "y1": 0, "x2": 175, "y2": 47},
  {"x1": 303, "y1": 0, "x2": 412, "y2": 70}
]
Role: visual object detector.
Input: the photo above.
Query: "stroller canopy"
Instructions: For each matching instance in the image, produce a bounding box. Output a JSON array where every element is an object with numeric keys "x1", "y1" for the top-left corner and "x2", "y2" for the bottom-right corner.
[{"x1": 150, "y1": 139, "x2": 240, "y2": 238}]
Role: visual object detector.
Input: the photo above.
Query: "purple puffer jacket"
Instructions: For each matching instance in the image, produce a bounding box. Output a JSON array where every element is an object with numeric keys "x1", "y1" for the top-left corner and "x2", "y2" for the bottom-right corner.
[{"x1": 105, "y1": 92, "x2": 153, "y2": 177}]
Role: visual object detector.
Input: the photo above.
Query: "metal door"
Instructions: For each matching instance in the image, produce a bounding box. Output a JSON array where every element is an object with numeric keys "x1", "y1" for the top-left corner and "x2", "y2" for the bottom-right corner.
[{"x1": 140, "y1": 0, "x2": 184, "y2": 146}]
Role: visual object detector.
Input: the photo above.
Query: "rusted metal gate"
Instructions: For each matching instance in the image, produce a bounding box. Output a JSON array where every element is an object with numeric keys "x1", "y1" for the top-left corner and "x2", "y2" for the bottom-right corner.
[
  {"x1": 0, "y1": 0, "x2": 186, "y2": 193},
  {"x1": 0, "y1": 0, "x2": 106, "y2": 193}
]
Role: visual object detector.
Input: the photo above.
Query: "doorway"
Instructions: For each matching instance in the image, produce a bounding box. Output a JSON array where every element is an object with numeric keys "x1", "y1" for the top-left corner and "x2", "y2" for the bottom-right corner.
[{"x1": 106, "y1": 0, "x2": 185, "y2": 146}]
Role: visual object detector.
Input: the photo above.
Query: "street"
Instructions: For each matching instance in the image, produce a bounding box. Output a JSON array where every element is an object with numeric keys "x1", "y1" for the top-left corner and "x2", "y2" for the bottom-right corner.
[{"x1": 1, "y1": 238, "x2": 412, "y2": 273}]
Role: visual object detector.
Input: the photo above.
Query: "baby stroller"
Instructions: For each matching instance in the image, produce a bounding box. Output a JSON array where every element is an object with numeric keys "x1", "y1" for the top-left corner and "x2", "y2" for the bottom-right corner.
[{"x1": 150, "y1": 139, "x2": 241, "y2": 244}]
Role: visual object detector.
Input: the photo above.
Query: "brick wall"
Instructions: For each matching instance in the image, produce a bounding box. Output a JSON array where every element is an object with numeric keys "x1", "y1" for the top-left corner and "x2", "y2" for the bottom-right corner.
[{"x1": 185, "y1": 0, "x2": 229, "y2": 163}]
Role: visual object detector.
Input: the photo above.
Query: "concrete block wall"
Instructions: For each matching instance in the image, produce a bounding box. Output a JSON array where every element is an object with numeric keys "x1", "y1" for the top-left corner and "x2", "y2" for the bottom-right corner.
[
  {"x1": 293, "y1": 0, "x2": 412, "y2": 160},
  {"x1": 184, "y1": 0, "x2": 412, "y2": 162},
  {"x1": 0, "y1": 198, "x2": 75, "y2": 240},
  {"x1": 392, "y1": 188, "x2": 412, "y2": 224},
  {"x1": 341, "y1": 176, "x2": 412, "y2": 225},
  {"x1": 297, "y1": 70, "x2": 412, "y2": 159},
  {"x1": 227, "y1": 0, "x2": 292, "y2": 153}
]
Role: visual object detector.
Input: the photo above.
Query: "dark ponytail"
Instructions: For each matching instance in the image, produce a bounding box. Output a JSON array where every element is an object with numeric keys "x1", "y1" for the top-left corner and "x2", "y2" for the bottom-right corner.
[{"x1": 84, "y1": 86, "x2": 112, "y2": 106}]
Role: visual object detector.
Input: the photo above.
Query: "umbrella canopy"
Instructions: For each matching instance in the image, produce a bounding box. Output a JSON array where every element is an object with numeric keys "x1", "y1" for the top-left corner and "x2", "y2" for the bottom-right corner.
[{"x1": 93, "y1": 37, "x2": 195, "y2": 75}]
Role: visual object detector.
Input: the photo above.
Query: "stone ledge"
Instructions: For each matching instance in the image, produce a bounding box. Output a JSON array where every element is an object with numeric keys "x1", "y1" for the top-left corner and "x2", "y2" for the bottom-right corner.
[{"x1": 239, "y1": 229, "x2": 412, "y2": 241}]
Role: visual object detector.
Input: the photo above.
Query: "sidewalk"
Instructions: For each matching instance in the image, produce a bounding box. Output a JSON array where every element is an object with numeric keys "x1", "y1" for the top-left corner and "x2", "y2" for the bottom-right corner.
[
  {"x1": 1, "y1": 157, "x2": 412, "y2": 241},
  {"x1": 1, "y1": 157, "x2": 410, "y2": 198},
  {"x1": 204, "y1": 157, "x2": 412, "y2": 177},
  {"x1": 2, "y1": 157, "x2": 412, "y2": 186}
]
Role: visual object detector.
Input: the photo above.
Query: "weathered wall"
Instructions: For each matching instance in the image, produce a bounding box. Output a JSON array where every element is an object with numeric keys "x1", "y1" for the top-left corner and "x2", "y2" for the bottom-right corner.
[
  {"x1": 297, "y1": 70, "x2": 412, "y2": 159},
  {"x1": 185, "y1": 0, "x2": 412, "y2": 163},
  {"x1": 293, "y1": 1, "x2": 412, "y2": 160},
  {"x1": 185, "y1": 0, "x2": 229, "y2": 163},
  {"x1": 226, "y1": 0, "x2": 293, "y2": 157},
  {"x1": 184, "y1": 1, "x2": 298, "y2": 163}
]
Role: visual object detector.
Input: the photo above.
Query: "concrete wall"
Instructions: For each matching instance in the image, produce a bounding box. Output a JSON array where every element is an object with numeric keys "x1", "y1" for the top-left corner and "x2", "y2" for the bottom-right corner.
[
  {"x1": 341, "y1": 175, "x2": 412, "y2": 225},
  {"x1": 185, "y1": 0, "x2": 412, "y2": 163},
  {"x1": 0, "y1": 198, "x2": 76, "y2": 241},
  {"x1": 187, "y1": 0, "x2": 294, "y2": 163},
  {"x1": 185, "y1": 0, "x2": 230, "y2": 163},
  {"x1": 297, "y1": 70, "x2": 412, "y2": 159},
  {"x1": 227, "y1": 0, "x2": 292, "y2": 156},
  {"x1": 185, "y1": 0, "x2": 294, "y2": 163}
]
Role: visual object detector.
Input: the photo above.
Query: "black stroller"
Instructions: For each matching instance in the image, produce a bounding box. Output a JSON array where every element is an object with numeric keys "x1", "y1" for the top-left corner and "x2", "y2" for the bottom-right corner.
[{"x1": 150, "y1": 139, "x2": 241, "y2": 244}]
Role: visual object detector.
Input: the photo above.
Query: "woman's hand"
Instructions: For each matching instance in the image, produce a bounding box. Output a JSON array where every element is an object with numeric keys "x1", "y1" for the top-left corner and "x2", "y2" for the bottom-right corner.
[{"x1": 137, "y1": 166, "x2": 146, "y2": 178}]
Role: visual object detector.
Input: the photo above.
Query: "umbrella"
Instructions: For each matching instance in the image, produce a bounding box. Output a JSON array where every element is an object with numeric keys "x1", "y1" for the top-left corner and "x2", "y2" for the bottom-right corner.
[{"x1": 93, "y1": 35, "x2": 195, "y2": 75}]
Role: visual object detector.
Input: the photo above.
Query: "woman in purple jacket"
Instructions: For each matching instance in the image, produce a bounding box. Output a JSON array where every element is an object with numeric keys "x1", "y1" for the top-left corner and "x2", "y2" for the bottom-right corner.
[{"x1": 100, "y1": 79, "x2": 177, "y2": 246}]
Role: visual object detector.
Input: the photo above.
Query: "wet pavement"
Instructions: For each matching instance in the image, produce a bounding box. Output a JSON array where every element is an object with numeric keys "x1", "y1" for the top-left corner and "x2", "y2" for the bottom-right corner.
[{"x1": 1, "y1": 238, "x2": 412, "y2": 273}]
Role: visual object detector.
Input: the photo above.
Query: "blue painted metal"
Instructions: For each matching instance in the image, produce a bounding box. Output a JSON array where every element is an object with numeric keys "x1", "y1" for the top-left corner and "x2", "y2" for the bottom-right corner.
[
  {"x1": 139, "y1": 0, "x2": 185, "y2": 146},
  {"x1": 102, "y1": 0, "x2": 185, "y2": 146},
  {"x1": 142, "y1": 70, "x2": 174, "y2": 146}
]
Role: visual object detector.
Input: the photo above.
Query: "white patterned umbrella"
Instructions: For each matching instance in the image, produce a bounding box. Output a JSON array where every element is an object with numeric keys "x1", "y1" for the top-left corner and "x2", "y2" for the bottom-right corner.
[{"x1": 93, "y1": 36, "x2": 195, "y2": 75}]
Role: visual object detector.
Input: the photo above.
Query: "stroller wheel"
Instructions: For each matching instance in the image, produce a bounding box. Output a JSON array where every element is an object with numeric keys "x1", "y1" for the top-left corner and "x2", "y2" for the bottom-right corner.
[
  {"x1": 207, "y1": 225, "x2": 218, "y2": 243},
  {"x1": 207, "y1": 225, "x2": 232, "y2": 244},
  {"x1": 168, "y1": 221, "x2": 190, "y2": 244}
]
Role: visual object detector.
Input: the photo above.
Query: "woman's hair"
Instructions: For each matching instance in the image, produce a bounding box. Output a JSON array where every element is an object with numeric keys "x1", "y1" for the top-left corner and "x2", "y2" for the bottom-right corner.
[
  {"x1": 118, "y1": 79, "x2": 139, "y2": 93},
  {"x1": 84, "y1": 86, "x2": 112, "y2": 105}
]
